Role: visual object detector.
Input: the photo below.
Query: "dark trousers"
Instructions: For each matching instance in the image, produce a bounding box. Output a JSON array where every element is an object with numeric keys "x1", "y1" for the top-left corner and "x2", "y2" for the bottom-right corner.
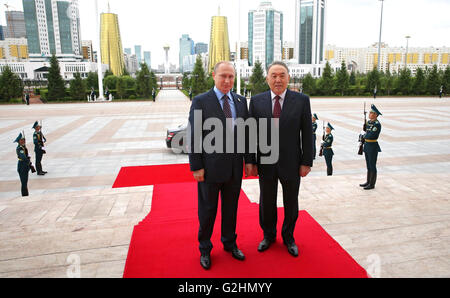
[
  {"x1": 364, "y1": 149, "x2": 379, "y2": 173},
  {"x1": 18, "y1": 166, "x2": 29, "y2": 197},
  {"x1": 36, "y1": 151, "x2": 43, "y2": 173},
  {"x1": 312, "y1": 134, "x2": 317, "y2": 159},
  {"x1": 197, "y1": 176, "x2": 242, "y2": 255},
  {"x1": 324, "y1": 149, "x2": 334, "y2": 176},
  {"x1": 259, "y1": 174, "x2": 300, "y2": 245}
]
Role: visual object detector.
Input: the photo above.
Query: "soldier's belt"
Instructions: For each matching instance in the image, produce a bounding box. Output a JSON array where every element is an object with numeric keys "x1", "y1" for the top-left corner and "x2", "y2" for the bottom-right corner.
[
  {"x1": 324, "y1": 147, "x2": 332, "y2": 149},
  {"x1": 365, "y1": 139, "x2": 378, "y2": 143}
]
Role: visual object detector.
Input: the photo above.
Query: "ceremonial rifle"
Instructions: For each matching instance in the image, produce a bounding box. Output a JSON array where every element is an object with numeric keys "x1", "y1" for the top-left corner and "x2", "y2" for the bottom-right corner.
[{"x1": 358, "y1": 103, "x2": 367, "y2": 156}]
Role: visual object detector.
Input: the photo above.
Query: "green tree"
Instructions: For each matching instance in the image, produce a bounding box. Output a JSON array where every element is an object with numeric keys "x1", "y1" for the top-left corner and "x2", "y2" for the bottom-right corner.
[
  {"x1": 69, "y1": 72, "x2": 86, "y2": 100},
  {"x1": 191, "y1": 55, "x2": 208, "y2": 96},
  {"x1": 0, "y1": 66, "x2": 23, "y2": 102},
  {"x1": 47, "y1": 54, "x2": 66, "y2": 100},
  {"x1": 412, "y1": 68, "x2": 426, "y2": 95},
  {"x1": 249, "y1": 61, "x2": 269, "y2": 95},
  {"x1": 384, "y1": 69, "x2": 394, "y2": 96},
  {"x1": 335, "y1": 61, "x2": 349, "y2": 96},
  {"x1": 366, "y1": 68, "x2": 381, "y2": 93},
  {"x1": 116, "y1": 77, "x2": 126, "y2": 99},
  {"x1": 301, "y1": 73, "x2": 316, "y2": 96},
  {"x1": 136, "y1": 62, "x2": 152, "y2": 98},
  {"x1": 182, "y1": 72, "x2": 191, "y2": 90},
  {"x1": 103, "y1": 75, "x2": 119, "y2": 91},
  {"x1": 426, "y1": 64, "x2": 441, "y2": 95},
  {"x1": 397, "y1": 68, "x2": 412, "y2": 95},
  {"x1": 104, "y1": 69, "x2": 114, "y2": 78},
  {"x1": 318, "y1": 61, "x2": 334, "y2": 95},
  {"x1": 442, "y1": 65, "x2": 450, "y2": 95},
  {"x1": 85, "y1": 72, "x2": 98, "y2": 91},
  {"x1": 349, "y1": 71, "x2": 356, "y2": 85}
]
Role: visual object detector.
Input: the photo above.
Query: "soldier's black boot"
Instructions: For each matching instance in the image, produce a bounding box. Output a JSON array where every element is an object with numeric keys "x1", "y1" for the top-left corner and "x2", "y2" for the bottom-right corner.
[
  {"x1": 327, "y1": 168, "x2": 333, "y2": 176},
  {"x1": 360, "y1": 172, "x2": 370, "y2": 187},
  {"x1": 364, "y1": 172, "x2": 376, "y2": 190}
]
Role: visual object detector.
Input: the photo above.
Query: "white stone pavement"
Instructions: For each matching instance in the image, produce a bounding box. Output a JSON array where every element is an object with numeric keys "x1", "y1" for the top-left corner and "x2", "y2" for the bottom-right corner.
[{"x1": 0, "y1": 90, "x2": 449, "y2": 277}]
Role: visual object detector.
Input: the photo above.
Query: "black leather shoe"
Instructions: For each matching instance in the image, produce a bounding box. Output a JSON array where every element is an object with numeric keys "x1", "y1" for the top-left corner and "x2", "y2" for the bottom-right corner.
[
  {"x1": 200, "y1": 254, "x2": 211, "y2": 270},
  {"x1": 42, "y1": 171, "x2": 48, "y2": 175},
  {"x1": 258, "y1": 239, "x2": 275, "y2": 252},
  {"x1": 37, "y1": 172, "x2": 45, "y2": 176},
  {"x1": 285, "y1": 242, "x2": 299, "y2": 257},
  {"x1": 225, "y1": 247, "x2": 245, "y2": 261}
]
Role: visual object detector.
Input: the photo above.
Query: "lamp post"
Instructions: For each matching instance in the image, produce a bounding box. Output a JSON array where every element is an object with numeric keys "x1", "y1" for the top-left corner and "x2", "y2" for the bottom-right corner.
[
  {"x1": 95, "y1": 0, "x2": 104, "y2": 101},
  {"x1": 377, "y1": 0, "x2": 385, "y2": 72},
  {"x1": 404, "y1": 35, "x2": 411, "y2": 69}
]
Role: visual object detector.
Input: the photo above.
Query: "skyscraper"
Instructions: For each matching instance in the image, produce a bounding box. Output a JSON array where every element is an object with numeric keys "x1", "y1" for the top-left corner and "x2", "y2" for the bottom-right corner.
[
  {"x1": 179, "y1": 34, "x2": 194, "y2": 73},
  {"x1": 248, "y1": 2, "x2": 283, "y2": 68},
  {"x1": 195, "y1": 43, "x2": 208, "y2": 55},
  {"x1": 208, "y1": 13, "x2": 230, "y2": 73},
  {"x1": 135, "y1": 45, "x2": 142, "y2": 65},
  {"x1": 143, "y1": 51, "x2": 151, "y2": 68},
  {"x1": 100, "y1": 11, "x2": 125, "y2": 76},
  {"x1": 0, "y1": 26, "x2": 5, "y2": 41},
  {"x1": 295, "y1": 0, "x2": 326, "y2": 65},
  {"x1": 124, "y1": 48, "x2": 132, "y2": 55},
  {"x1": 22, "y1": 0, "x2": 82, "y2": 60},
  {"x1": 5, "y1": 11, "x2": 27, "y2": 39}
]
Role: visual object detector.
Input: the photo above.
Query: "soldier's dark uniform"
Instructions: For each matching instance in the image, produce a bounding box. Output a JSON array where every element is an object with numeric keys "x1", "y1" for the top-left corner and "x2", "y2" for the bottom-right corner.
[
  {"x1": 152, "y1": 89, "x2": 156, "y2": 102},
  {"x1": 360, "y1": 105, "x2": 382, "y2": 190},
  {"x1": 312, "y1": 114, "x2": 319, "y2": 160},
  {"x1": 15, "y1": 133, "x2": 31, "y2": 197},
  {"x1": 33, "y1": 121, "x2": 47, "y2": 176},
  {"x1": 322, "y1": 123, "x2": 335, "y2": 176}
]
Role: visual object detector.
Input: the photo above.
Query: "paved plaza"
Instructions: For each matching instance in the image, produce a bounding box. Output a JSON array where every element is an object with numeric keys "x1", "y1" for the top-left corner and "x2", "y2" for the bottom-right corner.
[{"x1": 0, "y1": 90, "x2": 449, "y2": 277}]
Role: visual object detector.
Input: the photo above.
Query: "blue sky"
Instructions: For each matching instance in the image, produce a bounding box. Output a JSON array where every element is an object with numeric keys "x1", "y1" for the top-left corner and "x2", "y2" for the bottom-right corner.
[{"x1": 2, "y1": 0, "x2": 450, "y2": 67}]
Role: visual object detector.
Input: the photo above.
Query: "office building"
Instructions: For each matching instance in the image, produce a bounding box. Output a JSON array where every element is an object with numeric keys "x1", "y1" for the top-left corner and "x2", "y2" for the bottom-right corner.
[
  {"x1": 208, "y1": 14, "x2": 231, "y2": 73},
  {"x1": 0, "y1": 26, "x2": 5, "y2": 40},
  {"x1": 22, "y1": 0, "x2": 82, "y2": 61},
  {"x1": 124, "y1": 48, "x2": 132, "y2": 55},
  {"x1": 179, "y1": 34, "x2": 194, "y2": 72},
  {"x1": 5, "y1": 11, "x2": 27, "y2": 39},
  {"x1": 135, "y1": 45, "x2": 142, "y2": 65},
  {"x1": 100, "y1": 11, "x2": 125, "y2": 76},
  {"x1": 0, "y1": 38, "x2": 28, "y2": 61},
  {"x1": 81, "y1": 40, "x2": 94, "y2": 62},
  {"x1": 195, "y1": 42, "x2": 208, "y2": 55},
  {"x1": 295, "y1": 0, "x2": 326, "y2": 65},
  {"x1": 248, "y1": 2, "x2": 283, "y2": 68},
  {"x1": 143, "y1": 51, "x2": 151, "y2": 68}
]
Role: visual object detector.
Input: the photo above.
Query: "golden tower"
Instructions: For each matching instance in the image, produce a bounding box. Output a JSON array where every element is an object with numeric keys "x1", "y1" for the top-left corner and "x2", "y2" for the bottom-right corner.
[
  {"x1": 208, "y1": 13, "x2": 231, "y2": 73},
  {"x1": 100, "y1": 12, "x2": 125, "y2": 76}
]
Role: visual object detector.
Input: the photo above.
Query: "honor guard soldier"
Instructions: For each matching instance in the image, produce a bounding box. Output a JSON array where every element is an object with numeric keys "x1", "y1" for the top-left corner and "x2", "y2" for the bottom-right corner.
[
  {"x1": 152, "y1": 88, "x2": 156, "y2": 102},
  {"x1": 440, "y1": 86, "x2": 444, "y2": 99},
  {"x1": 312, "y1": 114, "x2": 319, "y2": 160},
  {"x1": 33, "y1": 121, "x2": 47, "y2": 176},
  {"x1": 321, "y1": 123, "x2": 335, "y2": 176},
  {"x1": 360, "y1": 105, "x2": 382, "y2": 190},
  {"x1": 15, "y1": 133, "x2": 35, "y2": 197}
]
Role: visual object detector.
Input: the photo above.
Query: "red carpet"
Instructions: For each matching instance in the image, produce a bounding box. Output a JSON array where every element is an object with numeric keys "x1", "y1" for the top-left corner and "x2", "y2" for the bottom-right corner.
[{"x1": 120, "y1": 167, "x2": 369, "y2": 278}]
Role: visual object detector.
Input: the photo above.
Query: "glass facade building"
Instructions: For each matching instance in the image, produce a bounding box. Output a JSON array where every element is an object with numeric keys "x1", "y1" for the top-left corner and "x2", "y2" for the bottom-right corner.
[
  {"x1": 179, "y1": 34, "x2": 194, "y2": 73},
  {"x1": 195, "y1": 43, "x2": 208, "y2": 55},
  {"x1": 208, "y1": 15, "x2": 230, "y2": 73},
  {"x1": 143, "y1": 51, "x2": 151, "y2": 68},
  {"x1": 248, "y1": 2, "x2": 283, "y2": 68},
  {"x1": 135, "y1": 45, "x2": 142, "y2": 65},
  {"x1": 295, "y1": 0, "x2": 326, "y2": 65},
  {"x1": 5, "y1": 11, "x2": 27, "y2": 39},
  {"x1": 101, "y1": 12, "x2": 125, "y2": 76},
  {"x1": 22, "y1": 0, "x2": 81, "y2": 60}
]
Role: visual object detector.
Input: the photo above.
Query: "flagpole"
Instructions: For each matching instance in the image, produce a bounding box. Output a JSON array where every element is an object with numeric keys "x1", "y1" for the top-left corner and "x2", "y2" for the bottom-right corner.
[
  {"x1": 236, "y1": 0, "x2": 241, "y2": 95},
  {"x1": 95, "y1": 0, "x2": 104, "y2": 101}
]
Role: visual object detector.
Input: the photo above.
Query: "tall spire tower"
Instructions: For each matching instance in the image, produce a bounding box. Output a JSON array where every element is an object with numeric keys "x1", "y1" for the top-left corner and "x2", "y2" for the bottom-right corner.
[
  {"x1": 100, "y1": 5, "x2": 125, "y2": 76},
  {"x1": 208, "y1": 9, "x2": 231, "y2": 73}
]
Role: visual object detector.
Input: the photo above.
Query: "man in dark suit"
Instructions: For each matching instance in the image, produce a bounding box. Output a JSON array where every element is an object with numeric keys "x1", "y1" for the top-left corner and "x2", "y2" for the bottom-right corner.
[
  {"x1": 188, "y1": 61, "x2": 255, "y2": 270},
  {"x1": 249, "y1": 61, "x2": 313, "y2": 257}
]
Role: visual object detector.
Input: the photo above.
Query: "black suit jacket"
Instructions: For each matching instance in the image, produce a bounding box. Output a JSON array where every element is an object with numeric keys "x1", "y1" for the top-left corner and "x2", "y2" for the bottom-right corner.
[
  {"x1": 249, "y1": 89, "x2": 313, "y2": 180},
  {"x1": 188, "y1": 89, "x2": 255, "y2": 184}
]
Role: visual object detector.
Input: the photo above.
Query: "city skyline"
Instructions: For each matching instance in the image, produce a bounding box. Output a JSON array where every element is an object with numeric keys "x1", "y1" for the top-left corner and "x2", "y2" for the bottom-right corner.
[{"x1": 1, "y1": 0, "x2": 450, "y2": 68}]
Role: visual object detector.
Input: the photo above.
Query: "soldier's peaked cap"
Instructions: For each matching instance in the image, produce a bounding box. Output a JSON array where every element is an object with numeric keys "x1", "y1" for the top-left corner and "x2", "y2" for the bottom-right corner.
[
  {"x1": 32, "y1": 121, "x2": 40, "y2": 129},
  {"x1": 371, "y1": 104, "x2": 382, "y2": 116},
  {"x1": 14, "y1": 133, "x2": 24, "y2": 143},
  {"x1": 327, "y1": 123, "x2": 335, "y2": 131}
]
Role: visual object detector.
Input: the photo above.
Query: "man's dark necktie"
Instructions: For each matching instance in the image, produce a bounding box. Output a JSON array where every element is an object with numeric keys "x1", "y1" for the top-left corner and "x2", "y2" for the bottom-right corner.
[
  {"x1": 222, "y1": 95, "x2": 233, "y2": 119},
  {"x1": 273, "y1": 95, "x2": 282, "y2": 119}
]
